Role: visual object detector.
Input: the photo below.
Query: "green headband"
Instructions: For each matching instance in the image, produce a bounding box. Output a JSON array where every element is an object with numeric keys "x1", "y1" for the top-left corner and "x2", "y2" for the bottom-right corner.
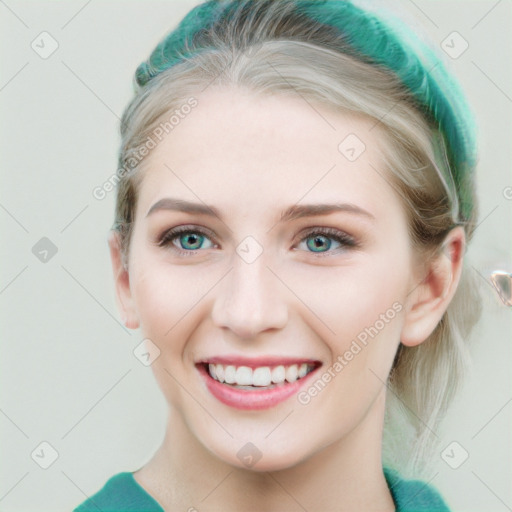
[{"x1": 135, "y1": 0, "x2": 477, "y2": 222}]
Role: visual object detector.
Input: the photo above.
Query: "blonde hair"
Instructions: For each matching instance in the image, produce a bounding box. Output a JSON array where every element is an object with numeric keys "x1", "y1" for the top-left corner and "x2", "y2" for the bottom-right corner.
[{"x1": 113, "y1": 0, "x2": 482, "y2": 477}]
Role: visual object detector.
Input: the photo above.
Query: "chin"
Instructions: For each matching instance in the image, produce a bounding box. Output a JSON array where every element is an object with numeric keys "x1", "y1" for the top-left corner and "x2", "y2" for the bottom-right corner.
[{"x1": 205, "y1": 436, "x2": 312, "y2": 473}]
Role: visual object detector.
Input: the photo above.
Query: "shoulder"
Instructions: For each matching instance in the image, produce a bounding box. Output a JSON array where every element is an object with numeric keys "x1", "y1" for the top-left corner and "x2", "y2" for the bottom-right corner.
[
  {"x1": 73, "y1": 472, "x2": 164, "y2": 512},
  {"x1": 384, "y1": 466, "x2": 451, "y2": 512}
]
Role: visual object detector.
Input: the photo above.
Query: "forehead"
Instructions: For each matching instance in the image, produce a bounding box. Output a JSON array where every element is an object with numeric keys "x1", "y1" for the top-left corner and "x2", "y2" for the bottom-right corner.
[{"x1": 135, "y1": 86, "x2": 399, "y2": 221}]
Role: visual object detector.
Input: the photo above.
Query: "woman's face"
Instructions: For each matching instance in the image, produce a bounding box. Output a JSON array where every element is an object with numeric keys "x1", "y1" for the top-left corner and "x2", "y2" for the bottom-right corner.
[{"x1": 118, "y1": 86, "x2": 423, "y2": 471}]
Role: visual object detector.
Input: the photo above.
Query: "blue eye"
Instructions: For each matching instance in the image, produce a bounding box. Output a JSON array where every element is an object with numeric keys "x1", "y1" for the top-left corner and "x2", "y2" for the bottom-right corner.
[
  {"x1": 305, "y1": 234, "x2": 337, "y2": 252},
  {"x1": 158, "y1": 226, "x2": 215, "y2": 256},
  {"x1": 176, "y1": 232, "x2": 209, "y2": 251},
  {"x1": 157, "y1": 225, "x2": 356, "y2": 257},
  {"x1": 297, "y1": 228, "x2": 356, "y2": 255}
]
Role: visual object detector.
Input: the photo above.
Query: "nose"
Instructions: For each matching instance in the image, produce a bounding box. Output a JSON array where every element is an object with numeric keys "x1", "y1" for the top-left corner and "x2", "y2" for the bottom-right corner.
[{"x1": 211, "y1": 251, "x2": 288, "y2": 340}]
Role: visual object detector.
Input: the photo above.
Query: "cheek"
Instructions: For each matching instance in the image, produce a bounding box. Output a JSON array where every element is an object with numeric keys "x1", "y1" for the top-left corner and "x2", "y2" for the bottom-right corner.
[
  {"x1": 291, "y1": 256, "x2": 407, "y2": 433},
  {"x1": 279, "y1": 250, "x2": 409, "y2": 353},
  {"x1": 130, "y1": 260, "x2": 215, "y2": 403},
  {"x1": 132, "y1": 261, "x2": 208, "y2": 338}
]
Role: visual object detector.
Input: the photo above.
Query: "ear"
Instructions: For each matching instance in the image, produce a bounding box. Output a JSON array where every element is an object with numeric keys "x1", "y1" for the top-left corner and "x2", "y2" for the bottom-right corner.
[
  {"x1": 107, "y1": 230, "x2": 140, "y2": 329},
  {"x1": 400, "y1": 226, "x2": 465, "y2": 347}
]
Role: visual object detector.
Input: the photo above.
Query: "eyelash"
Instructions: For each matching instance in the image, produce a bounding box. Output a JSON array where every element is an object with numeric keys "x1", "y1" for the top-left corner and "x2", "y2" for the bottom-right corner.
[{"x1": 156, "y1": 225, "x2": 358, "y2": 258}]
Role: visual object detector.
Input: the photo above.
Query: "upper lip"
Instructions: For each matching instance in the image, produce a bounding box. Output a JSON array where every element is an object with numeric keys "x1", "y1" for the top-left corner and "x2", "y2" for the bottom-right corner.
[{"x1": 196, "y1": 356, "x2": 322, "y2": 368}]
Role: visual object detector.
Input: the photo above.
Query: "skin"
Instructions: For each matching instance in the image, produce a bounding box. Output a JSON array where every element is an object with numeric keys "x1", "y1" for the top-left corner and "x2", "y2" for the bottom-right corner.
[{"x1": 108, "y1": 85, "x2": 465, "y2": 511}]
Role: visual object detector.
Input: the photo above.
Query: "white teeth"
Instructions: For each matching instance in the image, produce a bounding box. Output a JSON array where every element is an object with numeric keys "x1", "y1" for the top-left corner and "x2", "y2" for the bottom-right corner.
[
  {"x1": 271, "y1": 365, "x2": 286, "y2": 384},
  {"x1": 215, "y1": 364, "x2": 225, "y2": 383},
  {"x1": 285, "y1": 364, "x2": 298, "y2": 383},
  {"x1": 298, "y1": 363, "x2": 308, "y2": 378},
  {"x1": 235, "y1": 366, "x2": 253, "y2": 386},
  {"x1": 206, "y1": 362, "x2": 315, "y2": 386},
  {"x1": 253, "y1": 367, "x2": 272, "y2": 386},
  {"x1": 224, "y1": 365, "x2": 236, "y2": 384}
]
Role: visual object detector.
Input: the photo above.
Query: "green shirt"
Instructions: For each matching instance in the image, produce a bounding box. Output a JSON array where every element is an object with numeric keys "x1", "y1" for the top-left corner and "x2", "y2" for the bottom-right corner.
[{"x1": 73, "y1": 466, "x2": 450, "y2": 511}]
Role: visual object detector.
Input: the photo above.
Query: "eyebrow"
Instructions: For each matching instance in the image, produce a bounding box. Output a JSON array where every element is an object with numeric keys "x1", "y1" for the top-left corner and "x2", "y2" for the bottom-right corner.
[{"x1": 146, "y1": 198, "x2": 375, "y2": 222}]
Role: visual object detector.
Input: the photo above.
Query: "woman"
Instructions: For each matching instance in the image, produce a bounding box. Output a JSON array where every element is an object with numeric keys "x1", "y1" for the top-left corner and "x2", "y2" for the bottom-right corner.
[{"x1": 74, "y1": 0, "x2": 481, "y2": 510}]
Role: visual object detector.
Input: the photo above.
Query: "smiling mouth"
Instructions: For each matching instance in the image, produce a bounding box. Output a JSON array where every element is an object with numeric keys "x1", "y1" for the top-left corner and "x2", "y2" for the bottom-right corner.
[
  {"x1": 199, "y1": 361, "x2": 321, "y2": 390},
  {"x1": 196, "y1": 359, "x2": 323, "y2": 410}
]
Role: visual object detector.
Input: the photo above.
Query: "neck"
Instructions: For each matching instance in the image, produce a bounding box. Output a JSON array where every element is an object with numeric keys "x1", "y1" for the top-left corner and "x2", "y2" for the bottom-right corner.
[{"x1": 134, "y1": 390, "x2": 395, "y2": 512}]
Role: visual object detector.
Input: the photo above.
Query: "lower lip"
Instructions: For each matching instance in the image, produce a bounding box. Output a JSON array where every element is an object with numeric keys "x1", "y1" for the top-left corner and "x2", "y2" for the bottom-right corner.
[{"x1": 197, "y1": 364, "x2": 320, "y2": 410}]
